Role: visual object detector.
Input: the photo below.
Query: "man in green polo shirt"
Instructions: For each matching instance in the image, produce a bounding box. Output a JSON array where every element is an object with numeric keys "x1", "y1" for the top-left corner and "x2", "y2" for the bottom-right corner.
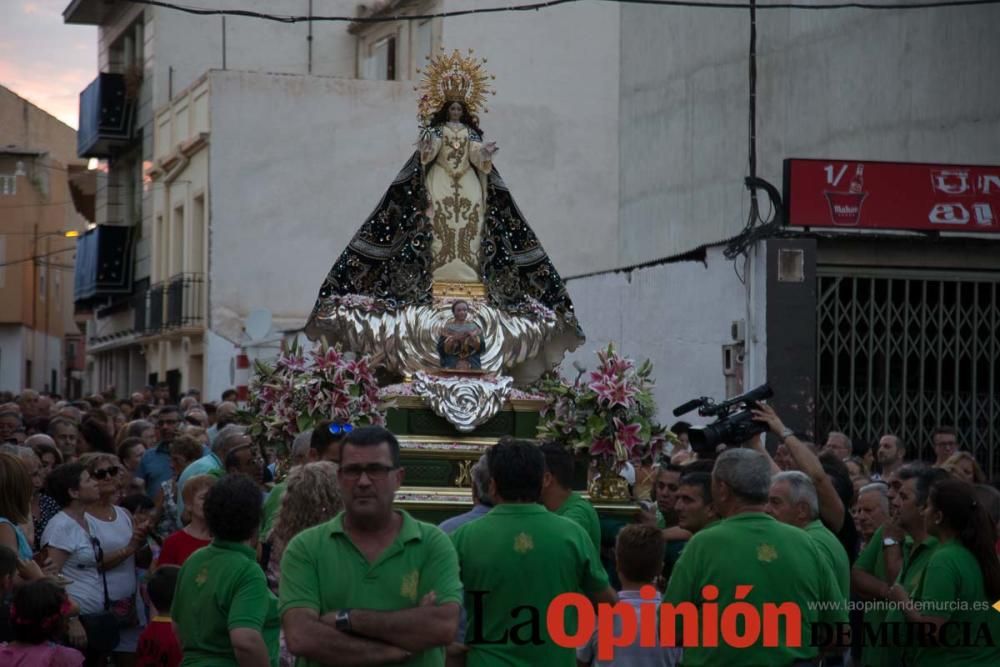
[
  {"x1": 674, "y1": 472, "x2": 719, "y2": 536},
  {"x1": 881, "y1": 463, "x2": 946, "y2": 665},
  {"x1": 452, "y1": 439, "x2": 617, "y2": 666},
  {"x1": 850, "y1": 480, "x2": 902, "y2": 667},
  {"x1": 260, "y1": 430, "x2": 313, "y2": 539},
  {"x1": 280, "y1": 426, "x2": 461, "y2": 667},
  {"x1": 664, "y1": 449, "x2": 848, "y2": 666},
  {"x1": 767, "y1": 470, "x2": 851, "y2": 602},
  {"x1": 540, "y1": 442, "x2": 601, "y2": 552},
  {"x1": 173, "y1": 474, "x2": 279, "y2": 666}
]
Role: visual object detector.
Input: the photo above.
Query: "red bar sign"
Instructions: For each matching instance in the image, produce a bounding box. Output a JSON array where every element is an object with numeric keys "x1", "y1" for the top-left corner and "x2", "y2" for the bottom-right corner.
[{"x1": 783, "y1": 159, "x2": 1000, "y2": 232}]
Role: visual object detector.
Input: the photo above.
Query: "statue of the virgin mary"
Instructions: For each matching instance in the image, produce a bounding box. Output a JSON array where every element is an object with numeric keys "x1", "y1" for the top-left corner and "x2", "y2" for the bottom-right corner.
[{"x1": 305, "y1": 49, "x2": 583, "y2": 385}]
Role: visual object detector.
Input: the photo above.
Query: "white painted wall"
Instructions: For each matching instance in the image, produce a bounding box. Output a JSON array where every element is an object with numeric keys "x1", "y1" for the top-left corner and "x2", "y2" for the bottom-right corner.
[
  {"x1": 563, "y1": 246, "x2": 748, "y2": 427},
  {"x1": 441, "y1": 0, "x2": 622, "y2": 276},
  {"x1": 204, "y1": 329, "x2": 236, "y2": 404},
  {"x1": 148, "y1": 0, "x2": 358, "y2": 112},
  {"x1": 618, "y1": 4, "x2": 1000, "y2": 263},
  {"x1": 0, "y1": 325, "x2": 25, "y2": 392},
  {"x1": 205, "y1": 57, "x2": 620, "y2": 333},
  {"x1": 0, "y1": 326, "x2": 63, "y2": 393}
]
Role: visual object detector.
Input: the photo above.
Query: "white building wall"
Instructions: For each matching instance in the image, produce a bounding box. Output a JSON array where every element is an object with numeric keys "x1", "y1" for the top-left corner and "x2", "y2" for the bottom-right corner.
[
  {"x1": 564, "y1": 246, "x2": 748, "y2": 426},
  {"x1": 0, "y1": 326, "x2": 26, "y2": 392},
  {"x1": 618, "y1": 4, "x2": 1000, "y2": 264},
  {"x1": 204, "y1": 56, "x2": 620, "y2": 334},
  {"x1": 204, "y1": 329, "x2": 236, "y2": 404},
  {"x1": 148, "y1": 0, "x2": 358, "y2": 112},
  {"x1": 442, "y1": 0, "x2": 621, "y2": 276}
]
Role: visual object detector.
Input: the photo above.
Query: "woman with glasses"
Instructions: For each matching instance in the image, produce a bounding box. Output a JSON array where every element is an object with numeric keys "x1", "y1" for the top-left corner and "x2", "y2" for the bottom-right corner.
[{"x1": 80, "y1": 453, "x2": 151, "y2": 662}]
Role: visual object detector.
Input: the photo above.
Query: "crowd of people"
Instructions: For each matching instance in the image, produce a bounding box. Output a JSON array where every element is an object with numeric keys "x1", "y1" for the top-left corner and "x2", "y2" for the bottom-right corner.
[{"x1": 0, "y1": 385, "x2": 999, "y2": 666}]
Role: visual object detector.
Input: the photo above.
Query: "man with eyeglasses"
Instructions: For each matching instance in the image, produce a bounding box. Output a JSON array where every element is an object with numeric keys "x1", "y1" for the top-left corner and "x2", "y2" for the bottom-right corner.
[
  {"x1": 280, "y1": 426, "x2": 462, "y2": 666},
  {"x1": 136, "y1": 406, "x2": 181, "y2": 497}
]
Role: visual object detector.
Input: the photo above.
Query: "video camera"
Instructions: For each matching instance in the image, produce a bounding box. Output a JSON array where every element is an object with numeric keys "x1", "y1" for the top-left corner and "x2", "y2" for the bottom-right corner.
[{"x1": 672, "y1": 383, "x2": 774, "y2": 455}]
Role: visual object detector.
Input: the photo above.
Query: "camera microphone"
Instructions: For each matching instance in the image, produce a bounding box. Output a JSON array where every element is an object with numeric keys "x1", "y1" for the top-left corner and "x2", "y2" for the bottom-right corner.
[{"x1": 672, "y1": 398, "x2": 705, "y2": 417}]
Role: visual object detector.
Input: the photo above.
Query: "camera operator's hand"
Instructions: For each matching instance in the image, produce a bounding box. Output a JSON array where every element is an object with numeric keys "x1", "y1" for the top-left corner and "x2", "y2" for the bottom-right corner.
[{"x1": 750, "y1": 403, "x2": 786, "y2": 437}]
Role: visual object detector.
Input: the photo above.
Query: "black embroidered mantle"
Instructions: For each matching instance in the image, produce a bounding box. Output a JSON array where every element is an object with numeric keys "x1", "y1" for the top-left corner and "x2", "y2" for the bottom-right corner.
[{"x1": 306, "y1": 152, "x2": 583, "y2": 338}]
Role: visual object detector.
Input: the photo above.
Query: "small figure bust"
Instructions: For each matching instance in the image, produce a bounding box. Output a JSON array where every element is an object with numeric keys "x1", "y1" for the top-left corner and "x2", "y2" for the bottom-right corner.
[{"x1": 437, "y1": 300, "x2": 484, "y2": 370}]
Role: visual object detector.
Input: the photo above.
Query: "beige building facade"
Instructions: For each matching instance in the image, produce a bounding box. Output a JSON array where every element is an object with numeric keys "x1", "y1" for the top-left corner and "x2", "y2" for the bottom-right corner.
[{"x1": 0, "y1": 86, "x2": 90, "y2": 394}]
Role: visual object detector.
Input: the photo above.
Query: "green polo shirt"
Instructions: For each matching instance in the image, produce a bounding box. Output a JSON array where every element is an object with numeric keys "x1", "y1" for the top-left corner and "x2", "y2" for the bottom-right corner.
[
  {"x1": 451, "y1": 503, "x2": 610, "y2": 667},
  {"x1": 553, "y1": 492, "x2": 601, "y2": 552},
  {"x1": 806, "y1": 519, "x2": 851, "y2": 601},
  {"x1": 173, "y1": 540, "x2": 279, "y2": 666},
  {"x1": 663, "y1": 512, "x2": 847, "y2": 666},
  {"x1": 883, "y1": 534, "x2": 938, "y2": 666},
  {"x1": 260, "y1": 480, "x2": 287, "y2": 538},
  {"x1": 279, "y1": 510, "x2": 462, "y2": 667},
  {"x1": 910, "y1": 540, "x2": 1000, "y2": 666},
  {"x1": 853, "y1": 526, "x2": 910, "y2": 667}
]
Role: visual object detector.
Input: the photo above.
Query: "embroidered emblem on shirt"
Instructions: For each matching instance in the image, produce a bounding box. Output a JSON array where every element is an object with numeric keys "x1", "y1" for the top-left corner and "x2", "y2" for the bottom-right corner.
[
  {"x1": 757, "y1": 543, "x2": 778, "y2": 563},
  {"x1": 401, "y1": 570, "x2": 420, "y2": 603},
  {"x1": 514, "y1": 532, "x2": 534, "y2": 554},
  {"x1": 195, "y1": 567, "x2": 209, "y2": 587}
]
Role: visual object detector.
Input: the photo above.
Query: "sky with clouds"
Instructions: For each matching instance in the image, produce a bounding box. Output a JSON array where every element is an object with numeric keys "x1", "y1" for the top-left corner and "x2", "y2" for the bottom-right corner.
[{"x1": 0, "y1": 1, "x2": 97, "y2": 129}]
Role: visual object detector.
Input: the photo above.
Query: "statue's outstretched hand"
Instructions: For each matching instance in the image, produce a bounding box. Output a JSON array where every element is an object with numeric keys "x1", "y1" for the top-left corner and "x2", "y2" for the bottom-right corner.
[{"x1": 483, "y1": 141, "x2": 498, "y2": 156}]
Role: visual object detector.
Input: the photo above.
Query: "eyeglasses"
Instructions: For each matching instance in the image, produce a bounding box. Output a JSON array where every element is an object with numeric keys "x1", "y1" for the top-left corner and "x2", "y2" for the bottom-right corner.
[
  {"x1": 92, "y1": 466, "x2": 120, "y2": 480},
  {"x1": 328, "y1": 423, "x2": 354, "y2": 436},
  {"x1": 339, "y1": 463, "x2": 396, "y2": 480}
]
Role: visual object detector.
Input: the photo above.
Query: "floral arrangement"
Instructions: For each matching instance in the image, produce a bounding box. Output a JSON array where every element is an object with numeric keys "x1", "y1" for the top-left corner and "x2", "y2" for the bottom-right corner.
[
  {"x1": 536, "y1": 343, "x2": 671, "y2": 467},
  {"x1": 245, "y1": 340, "x2": 385, "y2": 451}
]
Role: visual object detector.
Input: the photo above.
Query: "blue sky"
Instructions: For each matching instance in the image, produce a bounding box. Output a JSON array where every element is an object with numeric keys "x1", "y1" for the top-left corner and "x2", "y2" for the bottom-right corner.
[{"x1": 0, "y1": 1, "x2": 97, "y2": 128}]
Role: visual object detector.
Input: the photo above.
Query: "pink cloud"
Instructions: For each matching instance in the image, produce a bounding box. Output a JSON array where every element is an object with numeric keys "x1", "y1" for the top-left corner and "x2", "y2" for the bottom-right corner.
[{"x1": 0, "y1": 0, "x2": 96, "y2": 128}]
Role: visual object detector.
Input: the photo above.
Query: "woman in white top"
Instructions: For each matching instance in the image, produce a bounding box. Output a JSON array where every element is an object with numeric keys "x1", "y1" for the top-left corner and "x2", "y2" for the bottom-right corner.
[
  {"x1": 81, "y1": 452, "x2": 151, "y2": 658},
  {"x1": 44, "y1": 454, "x2": 150, "y2": 663},
  {"x1": 41, "y1": 461, "x2": 103, "y2": 652}
]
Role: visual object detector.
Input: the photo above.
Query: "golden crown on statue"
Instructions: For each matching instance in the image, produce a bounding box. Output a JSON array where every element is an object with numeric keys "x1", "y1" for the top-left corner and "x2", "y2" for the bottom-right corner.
[{"x1": 416, "y1": 48, "x2": 496, "y2": 123}]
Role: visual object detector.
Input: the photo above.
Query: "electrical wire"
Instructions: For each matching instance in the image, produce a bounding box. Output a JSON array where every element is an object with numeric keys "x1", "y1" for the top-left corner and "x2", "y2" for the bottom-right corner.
[
  {"x1": 127, "y1": 0, "x2": 1000, "y2": 24},
  {"x1": 0, "y1": 247, "x2": 76, "y2": 269}
]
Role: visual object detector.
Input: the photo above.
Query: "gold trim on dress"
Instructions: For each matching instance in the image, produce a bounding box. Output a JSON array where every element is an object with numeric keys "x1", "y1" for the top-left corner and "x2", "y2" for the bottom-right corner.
[{"x1": 431, "y1": 281, "x2": 487, "y2": 298}]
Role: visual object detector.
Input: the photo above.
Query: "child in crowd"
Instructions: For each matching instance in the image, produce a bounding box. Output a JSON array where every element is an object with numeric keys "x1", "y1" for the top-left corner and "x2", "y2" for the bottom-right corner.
[
  {"x1": 0, "y1": 579, "x2": 83, "y2": 666},
  {"x1": 577, "y1": 524, "x2": 682, "y2": 667},
  {"x1": 135, "y1": 565, "x2": 181, "y2": 667}
]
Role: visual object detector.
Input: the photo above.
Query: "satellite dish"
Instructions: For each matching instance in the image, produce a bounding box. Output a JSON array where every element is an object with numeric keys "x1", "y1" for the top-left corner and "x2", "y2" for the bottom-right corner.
[{"x1": 245, "y1": 308, "x2": 273, "y2": 342}]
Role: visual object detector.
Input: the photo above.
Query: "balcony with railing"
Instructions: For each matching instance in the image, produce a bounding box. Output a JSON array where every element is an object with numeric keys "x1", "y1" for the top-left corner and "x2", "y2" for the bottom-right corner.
[{"x1": 135, "y1": 274, "x2": 205, "y2": 336}]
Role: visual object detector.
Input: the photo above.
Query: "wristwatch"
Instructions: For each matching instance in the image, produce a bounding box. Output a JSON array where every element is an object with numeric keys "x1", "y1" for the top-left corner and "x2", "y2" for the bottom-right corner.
[
  {"x1": 882, "y1": 537, "x2": 899, "y2": 547},
  {"x1": 780, "y1": 427, "x2": 794, "y2": 441},
  {"x1": 335, "y1": 609, "x2": 353, "y2": 633}
]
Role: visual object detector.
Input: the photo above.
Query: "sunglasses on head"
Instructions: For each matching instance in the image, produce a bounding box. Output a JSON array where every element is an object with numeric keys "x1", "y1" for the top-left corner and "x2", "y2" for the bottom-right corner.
[
  {"x1": 92, "y1": 466, "x2": 120, "y2": 480},
  {"x1": 328, "y1": 423, "x2": 353, "y2": 436}
]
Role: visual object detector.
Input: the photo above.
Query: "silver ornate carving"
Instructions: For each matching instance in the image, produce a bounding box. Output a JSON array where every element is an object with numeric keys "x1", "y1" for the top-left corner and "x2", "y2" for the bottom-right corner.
[
  {"x1": 413, "y1": 371, "x2": 513, "y2": 432},
  {"x1": 308, "y1": 298, "x2": 579, "y2": 385}
]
